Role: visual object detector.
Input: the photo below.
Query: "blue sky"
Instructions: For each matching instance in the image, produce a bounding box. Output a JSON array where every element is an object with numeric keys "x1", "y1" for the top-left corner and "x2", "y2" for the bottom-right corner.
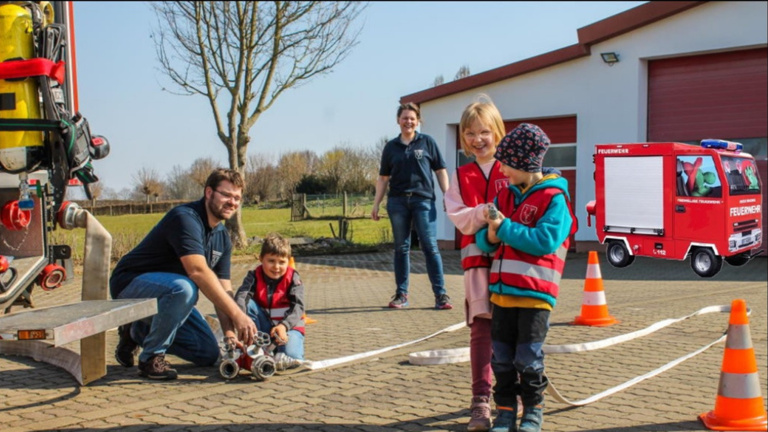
[{"x1": 73, "y1": 1, "x2": 645, "y2": 193}]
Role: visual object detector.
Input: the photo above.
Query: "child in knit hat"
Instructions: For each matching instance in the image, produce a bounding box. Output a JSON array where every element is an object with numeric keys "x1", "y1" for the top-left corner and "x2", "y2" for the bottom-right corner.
[{"x1": 475, "y1": 123, "x2": 576, "y2": 432}]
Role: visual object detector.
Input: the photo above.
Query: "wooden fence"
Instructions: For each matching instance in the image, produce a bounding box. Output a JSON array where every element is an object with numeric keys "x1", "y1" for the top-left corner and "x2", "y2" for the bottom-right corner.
[{"x1": 74, "y1": 200, "x2": 186, "y2": 216}]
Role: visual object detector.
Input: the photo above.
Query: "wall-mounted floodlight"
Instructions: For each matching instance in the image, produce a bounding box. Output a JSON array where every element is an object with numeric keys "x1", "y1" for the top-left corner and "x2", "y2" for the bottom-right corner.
[{"x1": 601, "y1": 52, "x2": 620, "y2": 66}]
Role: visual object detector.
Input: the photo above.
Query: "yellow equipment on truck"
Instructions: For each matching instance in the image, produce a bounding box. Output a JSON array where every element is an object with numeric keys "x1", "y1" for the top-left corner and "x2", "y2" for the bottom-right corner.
[
  {"x1": 0, "y1": 1, "x2": 156, "y2": 386},
  {"x1": 0, "y1": 1, "x2": 109, "y2": 312}
]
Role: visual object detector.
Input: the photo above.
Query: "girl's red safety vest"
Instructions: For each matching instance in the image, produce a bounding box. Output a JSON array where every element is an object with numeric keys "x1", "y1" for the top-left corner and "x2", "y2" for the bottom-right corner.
[
  {"x1": 489, "y1": 186, "x2": 574, "y2": 300},
  {"x1": 457, "y1": 161, "x2": 508, "y2": 270},
  {"x1": 254, "y1": 266, "x2": 305, "y2": 335}
]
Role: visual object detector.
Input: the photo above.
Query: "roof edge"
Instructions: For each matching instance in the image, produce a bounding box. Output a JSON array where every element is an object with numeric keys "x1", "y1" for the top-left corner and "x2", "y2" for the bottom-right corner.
[
  {"x1": 577, "y1": 1, "x2": 705, "y2": 46},
  {"x1": 401, "y1": 44, "x2": 589, "y2": 104},
  {"x1": 401, "y1": 1, "x2": 707, "y2": 105}
]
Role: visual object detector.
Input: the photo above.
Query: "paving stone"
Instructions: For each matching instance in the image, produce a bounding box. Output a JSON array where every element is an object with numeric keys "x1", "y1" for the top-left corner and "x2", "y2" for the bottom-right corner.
[{"x1": 0, "y1": 250, "x2": 765, "y2": 431}]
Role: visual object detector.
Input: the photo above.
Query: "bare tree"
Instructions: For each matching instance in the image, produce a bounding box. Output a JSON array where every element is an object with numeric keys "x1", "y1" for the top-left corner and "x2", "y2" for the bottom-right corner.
[
  {"x1": 166, "y1": 164, "x2": 201, "y2": 200},
  {"x1": 245, "y1": 153, "x2": 278, "y2": 204},
  {"x1": 152, "y1": 1, "x2": 367, "y2": 248},
  {"x1": 454, "y1": 64, "x2": 470, "y2": 80},
  {"x1": 188, "y1": 157, "x2": 219, "y2": 188},
  {"x1": 340, "y1": 145, "x2": 376, "y2": 194},
  {"x1": 133, "y1": 167, "x2": 164, "y2": 203},
  {"x1": 277, "y1": 150, "x2": 318, "y2": 197},
  {"x1": 433, "y1": 74, "x2": 444, "y2": 87},
  {"x1": 89, "y1": 182, "x2": 104, "y2": 207},
  {"x1": 317, "y1": 147, "x2": 346, "y2": 193}
]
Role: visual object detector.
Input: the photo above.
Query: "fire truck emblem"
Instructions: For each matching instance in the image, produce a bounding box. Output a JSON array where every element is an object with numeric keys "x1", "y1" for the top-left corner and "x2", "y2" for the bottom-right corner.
[{"x1": 519, "y1": 204, "x2": 538, "y2": 225}]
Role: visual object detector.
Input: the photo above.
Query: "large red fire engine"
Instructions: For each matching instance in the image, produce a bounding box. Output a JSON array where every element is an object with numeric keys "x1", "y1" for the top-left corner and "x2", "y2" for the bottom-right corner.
[{"x1": 586, "y1": 140, "x2": 763, "y2": 278}]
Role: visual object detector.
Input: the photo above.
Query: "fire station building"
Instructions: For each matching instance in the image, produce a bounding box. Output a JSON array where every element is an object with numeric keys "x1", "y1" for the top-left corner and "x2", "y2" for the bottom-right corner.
[{"x1": 400, "y1": 1, "x2": 767, "y2": 254}]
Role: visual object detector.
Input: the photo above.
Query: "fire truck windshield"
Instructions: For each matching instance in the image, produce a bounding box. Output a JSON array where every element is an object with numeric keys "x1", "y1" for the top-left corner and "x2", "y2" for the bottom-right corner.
[{"x1": 721, "y1": 155, "x2": 761, "y2": 195}]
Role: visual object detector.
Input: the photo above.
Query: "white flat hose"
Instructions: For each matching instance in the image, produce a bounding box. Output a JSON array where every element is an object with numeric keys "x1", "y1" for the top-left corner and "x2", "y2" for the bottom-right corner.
[
  {"x1": 303, "y1": 304, "x2": 738, "y2": 407},
  {"x1": 303, "y1": 322, "x2": 466, "y2": 370}
]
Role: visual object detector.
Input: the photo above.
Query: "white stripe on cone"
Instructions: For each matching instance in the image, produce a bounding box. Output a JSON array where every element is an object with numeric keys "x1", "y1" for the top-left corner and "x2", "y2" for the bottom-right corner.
[
  {"x1": 582, "y1": 290, "x2": 607, "y2": 306},
  {"x1": 586, "y1": 263, "x2": 602, "y2": 280}
]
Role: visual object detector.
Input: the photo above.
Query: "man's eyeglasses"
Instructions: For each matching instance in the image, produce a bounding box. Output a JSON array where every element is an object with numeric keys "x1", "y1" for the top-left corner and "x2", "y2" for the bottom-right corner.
[{"x1": 214, "y1": 189, "x2": 242, "y2": 203}]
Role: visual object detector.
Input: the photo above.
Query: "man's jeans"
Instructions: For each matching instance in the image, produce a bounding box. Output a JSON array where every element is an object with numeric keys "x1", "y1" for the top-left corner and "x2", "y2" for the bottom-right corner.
[
  {"x1": 386, "y1": 196, "x2": 445, "y2": 297},
  {"x1": 245, "y1": 299, "x2": 305, "y2": 361},
  {"x1": 118, "y1": 272, "x2": 219, "y2": 366}
]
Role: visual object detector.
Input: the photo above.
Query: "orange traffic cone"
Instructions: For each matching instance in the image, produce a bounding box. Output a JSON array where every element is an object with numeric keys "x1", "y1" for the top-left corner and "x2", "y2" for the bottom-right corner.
[
  {"x1": 571, "y1": 251, "x2": 617, "y2": 326},
  {"x1": 290, "y1": 257, "x2": 317, "y2": 324},
  {"x1": 699, "y1": 299, "x2": 767, "y2": 431}
]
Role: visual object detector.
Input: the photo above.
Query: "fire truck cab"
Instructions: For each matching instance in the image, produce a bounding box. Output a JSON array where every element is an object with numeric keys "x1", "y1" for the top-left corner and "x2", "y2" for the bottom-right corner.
[{"x1": 585, "y1": 139, "x2": 763, "y2": 278}]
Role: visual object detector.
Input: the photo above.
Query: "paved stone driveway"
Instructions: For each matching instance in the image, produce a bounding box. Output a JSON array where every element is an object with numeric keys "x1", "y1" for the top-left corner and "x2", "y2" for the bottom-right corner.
[{"x1": 1, "y1": 250, "x2": 765, "y2": 431}]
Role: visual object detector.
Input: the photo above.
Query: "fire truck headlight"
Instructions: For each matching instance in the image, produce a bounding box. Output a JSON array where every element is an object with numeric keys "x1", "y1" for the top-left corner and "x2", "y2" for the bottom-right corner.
[{"x1": 729, "y1": 240, "x2": 736, "y2": 250}]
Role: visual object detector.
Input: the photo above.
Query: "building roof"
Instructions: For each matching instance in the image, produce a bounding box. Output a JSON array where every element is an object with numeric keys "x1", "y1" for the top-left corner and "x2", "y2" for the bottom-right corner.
[{"x1": 400, "y1": 1, "x2": 705, "y2": 105}]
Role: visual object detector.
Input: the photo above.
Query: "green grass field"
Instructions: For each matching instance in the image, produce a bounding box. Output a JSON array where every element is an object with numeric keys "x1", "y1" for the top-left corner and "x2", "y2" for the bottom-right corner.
[{"x1": 50, "y1": 204, "x2": 391, "y2": 263}]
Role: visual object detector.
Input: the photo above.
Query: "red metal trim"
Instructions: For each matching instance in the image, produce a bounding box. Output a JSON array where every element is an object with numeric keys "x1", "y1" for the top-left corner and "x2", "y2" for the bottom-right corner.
[
  {"x1": 577, "y1": 1, "x2": 703, "y2": 46},
  {"x1": 67, "y1": 1, "x2": 79, "y2": 112}
]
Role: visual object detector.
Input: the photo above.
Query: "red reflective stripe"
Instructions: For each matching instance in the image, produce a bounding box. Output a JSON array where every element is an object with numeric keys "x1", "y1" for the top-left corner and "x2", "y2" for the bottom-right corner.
[{"x1": 0, "y1": 58, "x2": 66, "y2": 84}]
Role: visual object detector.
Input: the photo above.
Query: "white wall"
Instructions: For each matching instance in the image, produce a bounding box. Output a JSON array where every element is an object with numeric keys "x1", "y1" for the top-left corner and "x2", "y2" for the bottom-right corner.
[{"x1": 420, "y1": 1, "x2": 768, "y2": 244}]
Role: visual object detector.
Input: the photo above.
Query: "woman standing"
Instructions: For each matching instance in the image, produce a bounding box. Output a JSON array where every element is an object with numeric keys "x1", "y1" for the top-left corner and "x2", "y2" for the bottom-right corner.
[
  {"x1": 371, "y1": 102, "x2": 452, "y2": 310},
  {"x1": 445, "y1": 96, "x2": 507, "y2": 431}
]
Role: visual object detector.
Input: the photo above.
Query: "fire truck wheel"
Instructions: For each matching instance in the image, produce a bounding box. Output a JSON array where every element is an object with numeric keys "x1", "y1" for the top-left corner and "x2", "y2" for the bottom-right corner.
[
  {"x1": 606, "y1": 241, "x2": 634, "y2": 268},
  {"x1": 724, "y1": 253, "x2": 750, "y2": 267},
  {"x1": 690, "y1": 248, "x2": 723, "y2": 278}
]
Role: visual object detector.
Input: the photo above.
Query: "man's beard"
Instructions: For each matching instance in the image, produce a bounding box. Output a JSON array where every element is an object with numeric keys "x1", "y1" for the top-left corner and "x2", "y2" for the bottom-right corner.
[{"x1": 207, "y1": 200, "x2": 235, "y2": 222}]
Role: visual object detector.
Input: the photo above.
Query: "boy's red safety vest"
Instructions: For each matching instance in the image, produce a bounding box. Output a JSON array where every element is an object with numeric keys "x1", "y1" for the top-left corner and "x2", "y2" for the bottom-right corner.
[
  {"x1": 253, "y1": 266, "x2": 305, "y2": 335},
  {"x1": 457, "y1": 161, "x2": 508, "y2": 270},
  {"x1": 490, "y1": 186, "x2": 575, "y2": 300}
]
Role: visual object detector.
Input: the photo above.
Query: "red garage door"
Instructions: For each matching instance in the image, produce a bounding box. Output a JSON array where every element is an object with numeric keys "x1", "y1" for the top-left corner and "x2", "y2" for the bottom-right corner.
[
  {"x1": 648, "y1": 48, "x2": 768, "y2": 256},
  {"x1": 453, "y1": 116, "x2": 577, "y2": 249},
  {"x1": 648, "y1": 49, "x2": 767, "y2": 141}
]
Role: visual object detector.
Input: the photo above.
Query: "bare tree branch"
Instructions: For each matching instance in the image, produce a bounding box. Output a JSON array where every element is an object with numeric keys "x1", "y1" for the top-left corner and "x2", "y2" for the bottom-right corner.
[{"x1": 152, "y1": 1, "x2": 366, "y2": 247}]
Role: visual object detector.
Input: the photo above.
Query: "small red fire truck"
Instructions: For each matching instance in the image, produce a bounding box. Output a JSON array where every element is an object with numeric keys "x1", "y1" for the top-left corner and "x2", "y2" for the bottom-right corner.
[{"x1": 585, "y1": 139, "x2": 763, "y2": 277}]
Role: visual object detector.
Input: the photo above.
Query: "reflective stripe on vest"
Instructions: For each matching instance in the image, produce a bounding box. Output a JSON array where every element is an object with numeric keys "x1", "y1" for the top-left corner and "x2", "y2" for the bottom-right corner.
[{"x1": 491, "y1": 244, "x2": 568, "y2": 285}]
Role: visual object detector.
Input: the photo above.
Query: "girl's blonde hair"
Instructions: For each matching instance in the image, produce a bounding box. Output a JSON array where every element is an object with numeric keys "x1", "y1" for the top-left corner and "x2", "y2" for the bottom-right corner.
[{"x1": 458, "y1": 94, "x2": 506, "y2": 157}]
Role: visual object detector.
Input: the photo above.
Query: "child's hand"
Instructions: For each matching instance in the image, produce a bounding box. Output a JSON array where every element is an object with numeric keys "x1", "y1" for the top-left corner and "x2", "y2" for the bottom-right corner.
[
  {"x1": 271, "y1": 324, "x2": 289, "y2": 345},
  {"x1": 484, "y1": 204, "x2": 504, "y2": 244},
  {"x1": 484, "y1": 204, "x2": 504, "y2": 229}
]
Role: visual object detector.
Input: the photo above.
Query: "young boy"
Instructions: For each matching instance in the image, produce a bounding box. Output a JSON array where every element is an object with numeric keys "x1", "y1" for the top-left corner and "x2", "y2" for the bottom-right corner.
[
  {"x1": 231, "y1": 233, "x2": 305, "y2": 370},
  {"x1": 476, "y1": 124, "x2": 575, "y2": 432}
]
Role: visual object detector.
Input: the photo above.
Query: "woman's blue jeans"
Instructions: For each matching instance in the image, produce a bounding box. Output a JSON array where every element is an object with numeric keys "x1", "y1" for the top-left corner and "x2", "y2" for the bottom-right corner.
[
  {"x1": 386, "y1": 196, "x2": 445, "y2": 297},
  {"x1": 118, "y1": 272, "x2": 220, "y2": 366},
  {"x1": 245, "y1": 299, "x2": 305, "y2": 361}
]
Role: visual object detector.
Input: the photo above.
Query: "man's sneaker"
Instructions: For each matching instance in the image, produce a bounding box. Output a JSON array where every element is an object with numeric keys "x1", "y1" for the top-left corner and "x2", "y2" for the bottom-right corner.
[
  {"x1": 467, "y1": 396, "x2": 491, "y2": 431},
  {"x1": 388, "y1": 292, "x2": 409, "y2": 308},
  {"x1": 490, "y1": 407, "x2": 518, "y2": 432},
  {"x1": 274, "y1": 352, "x2": 302, "y2": 371},
  {"x1": 435, "y1": 294, "x2": 453, "y2": 310},
  {"x1": 115, "y1": 324, "x2": 139, "y2": 368},
  {"x1": 138, "y1": 354, "x2": 178, "y2": 380},
  {"x1": 518, "y1": 405, "x2": 543, "y2": 432}
]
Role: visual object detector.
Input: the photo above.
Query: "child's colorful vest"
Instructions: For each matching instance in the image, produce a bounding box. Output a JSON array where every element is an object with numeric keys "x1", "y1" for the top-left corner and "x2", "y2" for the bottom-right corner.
[
  {"x1": 457, "y1": 161, "x2": 508, "y2": 270},
  {"x1": 254, "y1": 266, "x2": 305, "y2": 335},
  {"x1": 489, "y1": 186, "x2": 574, "y2": 300}
]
